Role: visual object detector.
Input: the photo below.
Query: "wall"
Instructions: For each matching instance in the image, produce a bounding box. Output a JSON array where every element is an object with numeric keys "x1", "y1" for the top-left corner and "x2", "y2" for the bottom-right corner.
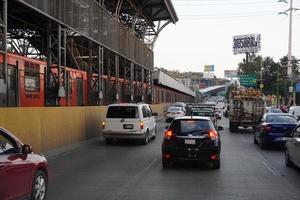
[{"x1": 0, "y1": 104, "x2": 166, "y2": 153}]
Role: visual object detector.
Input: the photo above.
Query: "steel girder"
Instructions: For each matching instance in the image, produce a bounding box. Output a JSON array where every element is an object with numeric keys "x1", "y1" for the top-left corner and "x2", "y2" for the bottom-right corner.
[
  {"x1": 46, "y1": 23, "x2": 66, "y2": 106},
  {"x1": 0, "y1": 0, "x2": 7, "y2": 107}
]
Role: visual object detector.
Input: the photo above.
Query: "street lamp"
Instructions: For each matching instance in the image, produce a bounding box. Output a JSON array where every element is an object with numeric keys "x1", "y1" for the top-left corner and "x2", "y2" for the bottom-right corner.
[{"x1": 278, "y1": 0, "x2": 299, "y2": 106}]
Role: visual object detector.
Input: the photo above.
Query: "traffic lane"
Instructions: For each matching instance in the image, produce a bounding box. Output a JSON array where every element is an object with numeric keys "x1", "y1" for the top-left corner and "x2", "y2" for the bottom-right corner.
[
  {"x1": 116, "y1": 119, "x2": 300, "y2": 200},
  {"x1": 46, "y1": 118, "x2": 300, "y2": 200},
  {"x1": 46, "y1": 121, "x2": 166, "y2": 200}
]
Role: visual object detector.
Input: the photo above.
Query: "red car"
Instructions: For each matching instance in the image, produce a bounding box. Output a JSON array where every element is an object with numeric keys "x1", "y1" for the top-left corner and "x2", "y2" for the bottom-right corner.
[{"x1": 0, "y1": 128, "x2": 48, "y2": 200}]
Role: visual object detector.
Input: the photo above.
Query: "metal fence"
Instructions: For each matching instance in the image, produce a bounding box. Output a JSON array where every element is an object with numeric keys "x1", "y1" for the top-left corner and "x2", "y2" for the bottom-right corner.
[{"x1": 19, "y1": 0, "x2": 154, "y2": 70}]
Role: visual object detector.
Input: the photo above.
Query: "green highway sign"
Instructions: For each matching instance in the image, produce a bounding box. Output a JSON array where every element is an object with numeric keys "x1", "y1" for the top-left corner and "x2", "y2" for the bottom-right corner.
[{"x1": 239, "y1": 74, "x2": 257, "y2": 87}]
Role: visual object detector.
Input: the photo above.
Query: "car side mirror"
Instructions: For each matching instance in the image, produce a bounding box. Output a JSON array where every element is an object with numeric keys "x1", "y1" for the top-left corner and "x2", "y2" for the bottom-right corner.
[
  {"x1": 152, "y1": 112, "x2": 158, "y2": 116},
  {"x1": 217, "y1": 126, "x2": 224, "y2": 131},
  {"x1": 22, "y1": 144, "x2": 32, "y2": 154}
]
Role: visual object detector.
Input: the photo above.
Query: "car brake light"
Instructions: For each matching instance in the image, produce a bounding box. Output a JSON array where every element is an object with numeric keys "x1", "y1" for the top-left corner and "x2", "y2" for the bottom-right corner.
[
  {"x1": 102, "y1": 122, "x2": 105, "y2": 129},
  {"x1": 140, "y1": 121, "x2": 144, "y2": 130},
  {"x1": 164, "y1": 130, "x2": 173, "y2": 139},
  {"x1": 208, "y1": 129, "x2": 218, "y2": 140},
  {"x1": 176, "y1": 112, "x2": 181, "y2": 114},
  {"x1": 261, "y1": 125, "x2": 272, "y2": 132}
]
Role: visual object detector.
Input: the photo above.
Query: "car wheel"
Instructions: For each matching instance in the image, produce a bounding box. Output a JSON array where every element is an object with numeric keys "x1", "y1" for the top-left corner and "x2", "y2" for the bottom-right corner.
[
  {"x1": 142, "y1": 130, "x2": 149, "y2": 145},
  {"x1": 259, "y1": 136, "x2": 266, "y2": 149},
  {"x1": 30, "y1": 170, "x2": 47, "y2": 200},
  {"x1": 253, "y1": 134, "x2": 258, "y2": 144},
  {"x1": 211, "y1": 159, "x2": 220, "y2": 169},
  {"x1": 105, "y1": 138, "x2": 113, "y2": 145},
  {"x1": 285, "y1": 149, "x2": 293, "y2": 167},
  {"x1": 162, "y1": 159, "x2": 171, "y2": 169},
  {"x1": 152, "y1": 126, "x2": 157, "y2": 140}
]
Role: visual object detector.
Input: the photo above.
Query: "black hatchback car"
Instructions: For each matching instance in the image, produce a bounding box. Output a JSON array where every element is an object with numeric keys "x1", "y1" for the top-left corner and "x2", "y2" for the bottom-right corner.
[{"x1": 162, "y1": 116, "x2": 223, "y2": 169}]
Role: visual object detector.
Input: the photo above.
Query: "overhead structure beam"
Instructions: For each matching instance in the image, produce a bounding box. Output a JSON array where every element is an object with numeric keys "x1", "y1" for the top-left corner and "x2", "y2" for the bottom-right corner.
[{"x1": 0, "y1": 0, "x2": 7, "y2": 107}]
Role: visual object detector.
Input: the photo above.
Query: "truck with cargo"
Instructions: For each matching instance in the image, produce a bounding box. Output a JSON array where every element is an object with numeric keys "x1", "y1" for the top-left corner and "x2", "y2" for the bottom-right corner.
[{"x1": 229, "y1": 88, "x2": 265, "y2": 132}]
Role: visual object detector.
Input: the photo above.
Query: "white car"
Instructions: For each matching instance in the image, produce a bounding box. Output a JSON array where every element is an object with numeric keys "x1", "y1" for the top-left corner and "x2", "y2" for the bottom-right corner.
[
  {"x1": 102, "y1": 103, "x2": 157, "y2": 145},
  {"x1": 165, "y1": 107, "x2": 185, "y2": 122}
]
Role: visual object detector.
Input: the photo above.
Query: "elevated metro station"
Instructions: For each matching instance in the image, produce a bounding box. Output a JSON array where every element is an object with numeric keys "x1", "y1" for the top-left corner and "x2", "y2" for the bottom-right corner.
[{"x1": 0, "y1": 0, "x2": 179, "y2": 107}]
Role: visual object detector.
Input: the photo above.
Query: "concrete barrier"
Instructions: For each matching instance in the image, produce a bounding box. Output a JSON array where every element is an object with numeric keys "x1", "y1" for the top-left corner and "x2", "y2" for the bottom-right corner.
[{"x1": 0, "y1": 104, "x2": 167, "y2": 153}]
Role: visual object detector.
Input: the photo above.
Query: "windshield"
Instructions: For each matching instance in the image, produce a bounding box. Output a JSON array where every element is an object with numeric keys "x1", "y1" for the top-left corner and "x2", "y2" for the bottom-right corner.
[
  {"x1": 266, "y1": 115, "x2": 297, "y2": 123},
  {"x1": 168, "y1": 107, "x2": 181, "y2": 112},
  {"x1": 106, "y1": 106, "x2": 139, "y2": 118},
  {"x1": 170, "y1": 119, "x2": 214, "y2": 136},
  {"x1": 192, "y1": 111, "x2": 213, "y2": 117}
]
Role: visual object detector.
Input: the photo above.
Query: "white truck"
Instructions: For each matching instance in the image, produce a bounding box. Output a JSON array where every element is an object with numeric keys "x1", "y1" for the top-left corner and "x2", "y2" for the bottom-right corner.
[{"x1": 229, "y1": 88, "x2": 265, "y2": 132}]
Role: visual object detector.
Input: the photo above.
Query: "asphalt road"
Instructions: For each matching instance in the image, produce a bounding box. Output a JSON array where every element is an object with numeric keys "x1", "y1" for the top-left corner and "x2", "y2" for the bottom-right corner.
[{"x1": 46, "y1": 118, "x2": 300, "y2": 200}]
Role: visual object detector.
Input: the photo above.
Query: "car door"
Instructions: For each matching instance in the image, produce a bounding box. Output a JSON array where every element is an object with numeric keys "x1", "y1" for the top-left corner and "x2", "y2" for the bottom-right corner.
[
  {"x1": 147, "y1": 105, "x2": 156, "y2": 136},
  {"x1": 289, "y1": 127, "x2": 300, "y2": 166},
  {"x1": 0, "y1": 130, "x2": 33, "y2": 200},
  {"x1": 256, "y1": 115, "x2": 266, "y2": 141},
  {"x1": 142, "y1": 106, "x2": 151, "y2": 134}
]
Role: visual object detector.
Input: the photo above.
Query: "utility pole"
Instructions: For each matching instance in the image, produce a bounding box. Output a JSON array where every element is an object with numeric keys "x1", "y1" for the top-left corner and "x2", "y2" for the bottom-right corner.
[{"x1": 279, "y1": 0, "x2": 299, "y2": 106}]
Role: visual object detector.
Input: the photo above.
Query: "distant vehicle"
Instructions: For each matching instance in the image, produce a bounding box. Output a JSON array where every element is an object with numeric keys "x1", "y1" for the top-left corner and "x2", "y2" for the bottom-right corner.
[
  {"x1": 285, "y1": 125, "x2": 300, "y2": 168},
  {"x1": 288, "y1": 106, "x2": 300, "y2": 120},
  {"x1": 265, "y1": 108, "x2": 282, "y2": 113},
  {"x1": 0, "y1": 127, "x2": 48, "y2": 200},
  {"x1": 172, "y1": 102, "x2": 186, "y2": 114},
  {"x1": 254, "y1": 113, "x2": 297, "y2": 149},
  {"x1": 102, "y1": 103, "x2": 157, "y2": 145},
  {"x1": 229, "y1": 88, "x2": 265, "y2": 132},
  {"x1": 165, "y1": 107, "x2": 185, "y2": 122},
  {"x1": 162, "y1": 116, "x2": 223, "y2": 169},
  {"x1": 192, "y1": 109, "x2": 219, "y2": 127}
]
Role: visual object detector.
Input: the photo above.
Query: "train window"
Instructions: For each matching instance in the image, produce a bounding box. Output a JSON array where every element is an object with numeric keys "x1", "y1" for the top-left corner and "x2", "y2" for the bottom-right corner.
[{"x1": 25, "y1": 69, "x2": 40, "y2": 92}]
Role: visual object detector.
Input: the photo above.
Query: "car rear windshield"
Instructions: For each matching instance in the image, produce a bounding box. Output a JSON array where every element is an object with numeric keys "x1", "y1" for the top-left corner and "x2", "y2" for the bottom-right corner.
[
  {"x1": 168, "y1": 107, "x2": 181, "y2": 112},
  {"x1": 266, "y1": 115, "x2": 297, "y2": 123},
  {"x1": 106, "y1": 106, "x2": 139, "y2": 118},
  {"x1": 170, "y1": 119, "x2": 214, "y2": 136},
  {"x1": 192, "y1": 111, "x2": 213, "y2": 117}
]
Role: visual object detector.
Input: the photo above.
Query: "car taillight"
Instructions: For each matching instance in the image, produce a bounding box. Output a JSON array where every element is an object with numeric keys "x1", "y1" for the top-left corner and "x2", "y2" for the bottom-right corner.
[
  {"x1": 140, "y1": 121, "x2": 144, "y2": 130},
  {"x1": 176, "y1": 112, "x2": 181, "y2": 114},
  {"x1": 164, "y1": 130, "x2": 173, "y2": 139},
  {"x1": 208, "y1": 129, "x2": 218, "y2": 140},
  {"x1": 102, "y1": 122, "x2": 105, "y2": 129},
  {"x1": 261, "y1": 125, "x2": 272, "y2": 132}
]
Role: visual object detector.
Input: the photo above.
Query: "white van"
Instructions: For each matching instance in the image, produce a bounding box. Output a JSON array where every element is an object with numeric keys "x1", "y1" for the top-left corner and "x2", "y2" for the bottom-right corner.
[
  {"x1": 288, "y1": 106, "x2": 300, "y2": 120},
  {"x1": 102, "y1": 103, "x2": 157, "y2": 144}
]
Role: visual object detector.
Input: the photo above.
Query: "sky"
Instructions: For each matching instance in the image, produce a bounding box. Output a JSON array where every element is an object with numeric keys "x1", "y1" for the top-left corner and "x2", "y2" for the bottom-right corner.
[{"x1": 154, "y1": 0, "x2": 300, "y2": 78}]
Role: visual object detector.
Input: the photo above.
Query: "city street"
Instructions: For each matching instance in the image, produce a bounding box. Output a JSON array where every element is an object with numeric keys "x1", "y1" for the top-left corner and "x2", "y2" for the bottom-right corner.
[{"x1": 46, "y1": 118, "x2": 300, "y2": 200}]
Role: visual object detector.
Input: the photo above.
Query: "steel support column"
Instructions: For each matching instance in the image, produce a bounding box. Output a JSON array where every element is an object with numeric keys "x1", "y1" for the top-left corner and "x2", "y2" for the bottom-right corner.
[
  {"x1": 98, "y1": 45, "x2": 104, "y2": 104},
  {"x1": 58, "y1": 25, "x2": 66, "y2": 99},
  {"x1": 141, "y1": 68, "x2": 144, "y2": 102},
  {"x1": 115, "y1": 54, "x2": 119, "y2": 103},
  {"x1": 0, "y1": 0, "x2": 7, "y2": 107},
  {"x1": 46, "y1": 23, "x2": 66, "y2": 105},
  {"x1": 130, "y1": 62, "x2": 134, "y2": 102}
]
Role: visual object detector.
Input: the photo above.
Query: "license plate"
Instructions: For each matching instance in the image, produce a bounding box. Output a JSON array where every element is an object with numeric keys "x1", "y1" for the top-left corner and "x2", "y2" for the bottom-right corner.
[
  {"x1": 123, "y1": 124, "x2": 133, "y2": 129},
  {"x1": 185, "y1": 139, "x2": 196, "y2": 145}
]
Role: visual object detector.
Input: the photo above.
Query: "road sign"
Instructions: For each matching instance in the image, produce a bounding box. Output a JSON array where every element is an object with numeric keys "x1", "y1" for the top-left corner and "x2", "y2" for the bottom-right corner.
[
  {"x1": 260, "y1": 83, "x2": 264, "y2": 89},
  {"x1": 204, "y1": 65, "x2": 215, "y2": 72},
  {"x1": 239, "y1": 74, "x2": 257, "y2": 87}
]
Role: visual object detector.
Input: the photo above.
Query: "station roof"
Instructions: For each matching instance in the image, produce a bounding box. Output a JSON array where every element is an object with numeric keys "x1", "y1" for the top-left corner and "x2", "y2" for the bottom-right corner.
[
  {"x1": 199, "y1": 85, "x2": 226, "y2": 94},
  {"x1": 105, "y1": 0, "x2": 178, "y2": 24},
  {"x1": 153, "y1": 70, "x2": 195, "y2": 97}
]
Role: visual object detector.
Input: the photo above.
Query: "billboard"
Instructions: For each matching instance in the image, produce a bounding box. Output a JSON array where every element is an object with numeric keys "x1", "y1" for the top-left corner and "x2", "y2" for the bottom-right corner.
[
  {"x1": 204, "y1": 65, "x2": 215, "y2": 72},
  {"x1": 233, "y1": 34, "x2": 261, "y2": 54},
  {"x1": 203, "y1": 72, "x2": 215, "y2": 79},
  {"x1": 224, "y1": 70, "x2": 238, "y2": 79}
]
